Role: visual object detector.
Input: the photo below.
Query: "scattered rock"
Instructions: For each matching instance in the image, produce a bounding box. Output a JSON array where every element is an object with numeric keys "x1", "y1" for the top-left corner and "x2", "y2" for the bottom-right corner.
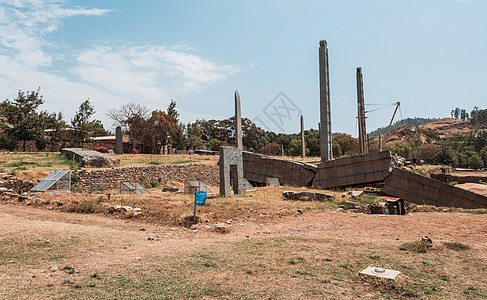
[
  {"x1": 213, "y1": 223, "x2": 231, "y2": 234},
  {"x1": 357, "y1": 203, "x2": 386, "y2": 214},
  {"x1": 340, "y1": 201, "x2": 356, "y2": 209},
  {"x1": 349, "y1": 190, "x2": 363, "y2": 198},
  {"x1": 121, "y1": 206, "x2": 133, "y2": 212},
  {"x1": 162, "y1": 186, "x2": 179, "y2": 193},
  {"x1": 50, "y1": 266, "x2": 58, "y2": 272},
  {"x1": 421, "y1": 235, "x2": 433, "y2": 245},
  {"x1": 283, "y1": 191, "x2": 334, "y2": 201}
]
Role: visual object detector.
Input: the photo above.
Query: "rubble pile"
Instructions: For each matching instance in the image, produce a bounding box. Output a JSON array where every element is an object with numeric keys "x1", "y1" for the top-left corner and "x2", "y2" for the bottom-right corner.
[
  {"x1": 0, "y1": 188, "x2": 48, "y2": 206},
  {"x1": 0, "y1": 173, "x2": 38, "y2": 192}
]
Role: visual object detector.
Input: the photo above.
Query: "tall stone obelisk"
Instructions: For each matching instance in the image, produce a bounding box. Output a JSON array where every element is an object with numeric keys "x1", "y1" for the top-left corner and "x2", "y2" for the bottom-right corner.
[
  {"x1": 356, "y1": 67, "x2": 368, "y2": 154},
  {"x1": 115, "y1": 126, "x2": 123, "y2": 154},
  {"x1": 234, "y1": 90, "x2": 243, "y2": 149},
  {"x1": 319, "y1": 40, "x2": 333, "y2": 161},
  {"x1": 300, "y1": 115, "x2": 305, "y2": 158}
]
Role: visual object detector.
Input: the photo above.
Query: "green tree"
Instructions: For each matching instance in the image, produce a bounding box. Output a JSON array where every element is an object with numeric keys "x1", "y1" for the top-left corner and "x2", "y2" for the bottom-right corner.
[
  {"x1": 287, "y1": 138, "x2": 301, "y2": 156},
  {"x1": 416, "y1": 144, "x2": 442, "y2": 163},
  {"x1": 145, "y1": 110, "x2": 181, "y2": 154},
  {"x1": 167, "y1": 99, "x2": 179, "y2": 120},
  {"x1": 470, "y1": 107, "x2": 487, "y2": 126},
  {"x1": 387, "y1": 142, "x2": 413, "y2": 158},
  {"x1": 468, "y1": 154, "x2": 484, "y2": 169},
  {"x1": 0, "y1": 132, "x2": 18, "y2": 151},
  {"x1": 480, "y1": 146, "x2": 487, "y2": 166},
  {"x1": 0, "y1": 88, "x2": 47, "y2": 151},
  {"x1": 260, "y1": 142, "x2": 282, "y2": 155},
  {"x1": 71, "y1": 99, "x2": 108, "y2": 145},
  {"x1": 333, "y1": 134, "x2": 359, "y2": 156},
  {"x1": 71, "y1": 99, "x2": 95, "y2": 144}
]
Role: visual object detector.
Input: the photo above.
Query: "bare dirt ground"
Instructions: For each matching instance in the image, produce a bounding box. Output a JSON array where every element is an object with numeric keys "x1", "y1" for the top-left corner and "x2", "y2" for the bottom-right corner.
[{"x1": 1, "y1": 196, "x2": 486, "y2": 299}]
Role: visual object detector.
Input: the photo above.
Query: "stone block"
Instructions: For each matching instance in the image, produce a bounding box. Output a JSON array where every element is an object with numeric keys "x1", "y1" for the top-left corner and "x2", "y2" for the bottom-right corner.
[{"x1": 219, "y1": 146, "x2": 244, "y2": 196}]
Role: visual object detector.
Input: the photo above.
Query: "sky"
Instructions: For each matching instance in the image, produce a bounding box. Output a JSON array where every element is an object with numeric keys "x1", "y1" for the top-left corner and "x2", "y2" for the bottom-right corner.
[{"x1": 0, "y1": 0, "x2": 486, "y2": 136}]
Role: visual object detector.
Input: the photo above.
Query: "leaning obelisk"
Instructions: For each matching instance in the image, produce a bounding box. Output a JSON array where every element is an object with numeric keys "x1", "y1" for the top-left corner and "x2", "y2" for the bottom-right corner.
[
  {"x1": 356, "y1": 67, "x2": 368, "y2": 154},
  {"x1": 234, "y1": 90, "x2": 243, "y2": 149},
  {"x1": 319, "y1": 40, "x2": 333, "y2": 161}
]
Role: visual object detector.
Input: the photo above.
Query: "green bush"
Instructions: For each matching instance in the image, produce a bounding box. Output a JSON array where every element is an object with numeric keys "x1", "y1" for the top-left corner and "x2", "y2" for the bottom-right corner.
[
  {"x1": 480, "y1": 146, "x2": 487, "y2": 166},
  {"x1": 0, "y1": 132, "x2": 18, "y2": 151},
  {"x1": 468, "y1": 154, "x2": 484, "y2": 169}
]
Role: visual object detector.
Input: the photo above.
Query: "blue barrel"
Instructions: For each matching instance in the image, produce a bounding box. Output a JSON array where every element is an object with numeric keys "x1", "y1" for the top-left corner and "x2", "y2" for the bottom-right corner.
[{"x1": 195, "y1": 191, "x2": 207, "y2": 205}]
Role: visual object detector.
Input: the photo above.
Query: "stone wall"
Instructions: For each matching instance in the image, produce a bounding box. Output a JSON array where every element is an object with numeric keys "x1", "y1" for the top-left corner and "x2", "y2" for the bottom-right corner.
[
  {"x1": 0, "y1": 173, "x2": 37, "y2": 192},
  {"x1": 72, "y1": 163, "x2": 219, "y2": 191}
]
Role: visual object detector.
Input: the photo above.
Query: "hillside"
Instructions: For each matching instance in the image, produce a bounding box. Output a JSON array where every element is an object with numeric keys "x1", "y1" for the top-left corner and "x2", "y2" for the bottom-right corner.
[
  {"x1": 377, "y1": 118, "x2": 477, "y2": 147},
  {"x1": 368, "y1": 117, "x2": 437, "y2": 139}
]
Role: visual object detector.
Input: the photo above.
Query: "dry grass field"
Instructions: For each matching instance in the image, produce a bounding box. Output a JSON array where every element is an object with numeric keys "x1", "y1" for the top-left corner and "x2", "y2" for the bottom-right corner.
[{"x1": 1, "y1": 151, "x2": 487, "y2": 299}]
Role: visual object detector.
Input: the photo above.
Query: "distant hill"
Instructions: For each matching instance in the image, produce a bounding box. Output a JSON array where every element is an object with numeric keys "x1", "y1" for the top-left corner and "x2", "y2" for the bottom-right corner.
[
  {"x1": 376, "y1": 118, "x2": 477, "y2": 148},
  {"x1": 368, "y1": 117, "x2": 438, "y2": 139}
]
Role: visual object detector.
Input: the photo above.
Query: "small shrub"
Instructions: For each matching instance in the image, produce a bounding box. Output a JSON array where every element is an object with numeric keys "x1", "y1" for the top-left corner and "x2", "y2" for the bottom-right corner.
[
  {"x1": 94, "y1": 147, "x2": 109, "y2": 153},
  {"x1": 356, "y1": 194, "x2": 377, "y2": 205},
  {"x1": 71, "y1": 173, "x2": 80, "y2": 182},
  {"x1": 399, "y1": 240, "x2": 433, "y2": 253},
  {"x1": 63, "y1": 266, "x2": 75, "y2": 274},
  {"x1": 78, "y1": 199, "x2": 97, "y2": 213},
  {"x1": 415, "y1": 168, "x2": 425, "y2": 175},
  {"x1": 443, "y1": 242, "x2": 470, "y2": 250}
]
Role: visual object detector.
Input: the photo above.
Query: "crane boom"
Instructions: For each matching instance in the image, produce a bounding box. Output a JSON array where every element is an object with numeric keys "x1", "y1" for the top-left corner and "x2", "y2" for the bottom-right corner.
[{"x1": 386, "y1": 102, "x2": 400, "y2": 135}]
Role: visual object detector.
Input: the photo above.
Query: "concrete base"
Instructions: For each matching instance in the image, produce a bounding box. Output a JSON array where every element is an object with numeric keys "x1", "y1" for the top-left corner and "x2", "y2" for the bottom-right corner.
[{"x1": 359, "y1": 267, "x2": 401, "y2": 281}]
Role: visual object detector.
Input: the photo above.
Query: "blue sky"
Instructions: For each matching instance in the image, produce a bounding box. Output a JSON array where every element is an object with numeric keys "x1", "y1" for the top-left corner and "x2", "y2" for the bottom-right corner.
[{"x1": 0, "y1": 0, "x2": 486, "y2": 136}]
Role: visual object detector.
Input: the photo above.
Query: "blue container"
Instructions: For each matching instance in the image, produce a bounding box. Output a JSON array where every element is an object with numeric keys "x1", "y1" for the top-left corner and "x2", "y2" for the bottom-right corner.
[{"x1": 195, "y1": 191, "x2": 207, "y2": 205}]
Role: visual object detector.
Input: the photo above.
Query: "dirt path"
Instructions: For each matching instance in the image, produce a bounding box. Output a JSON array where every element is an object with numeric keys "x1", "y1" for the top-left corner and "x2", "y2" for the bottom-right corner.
[
  {"x1": 2, "y1": 203, "x2": 486, "y2": 258},
  {"x1": 1, "y1": 203, "x2": 487, "y2": 299}
]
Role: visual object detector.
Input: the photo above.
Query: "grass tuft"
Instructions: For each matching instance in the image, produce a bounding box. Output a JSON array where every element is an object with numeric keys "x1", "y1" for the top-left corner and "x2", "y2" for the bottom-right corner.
[
  {"x1": 442, "y1": 241, "x2": 470, "y2": 250},
  {"x1": 399, "y1": 241, "x2": 433, "y2": 253}
]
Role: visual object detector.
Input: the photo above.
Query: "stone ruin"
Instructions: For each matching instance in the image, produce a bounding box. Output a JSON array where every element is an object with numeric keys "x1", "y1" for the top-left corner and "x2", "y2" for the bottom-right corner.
[
  {"x1": 61, "y1": 148, "x2": 120, "y2": 168},
  {"x1": 240, "y1": 150, "x2": 487, "y2": 209},
  {"x1": 218, "y1": 146, "x2": 244, "y2": 196}
]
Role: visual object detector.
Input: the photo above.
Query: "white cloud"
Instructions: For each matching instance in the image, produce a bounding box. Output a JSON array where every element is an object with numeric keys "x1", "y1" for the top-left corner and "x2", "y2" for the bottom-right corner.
[
  {"x1": 0, "y1": 0, "x2": 111, "y2": 68},
  {"x1": 0, "y1": 0, "x2": 242, "y2": 128},
  {"x1": 71, "y1": 45, "x2": 241, "y2": 101}
]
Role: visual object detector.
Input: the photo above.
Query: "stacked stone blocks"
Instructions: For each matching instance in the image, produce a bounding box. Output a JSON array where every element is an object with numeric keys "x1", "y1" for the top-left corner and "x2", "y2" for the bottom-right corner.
[
  {"x1": 382, "y1": 168, "x2": 487, "y2": 209},
  {"x1": 312, "y1": 151, "x2": 395, "y2": 188},
  {"x1": 242, "y1": 151, "x2": 316, "y2": 187}
]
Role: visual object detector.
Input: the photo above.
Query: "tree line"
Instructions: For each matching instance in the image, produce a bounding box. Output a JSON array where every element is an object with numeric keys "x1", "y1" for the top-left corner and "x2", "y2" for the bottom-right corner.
[
  {"x1": 385, "y1": 107, "x2": 487, "y2": 169},
  {"x1": 0, "y1": 89, "x2": 108, "y2": 151},
  {"x1": 1, "y1": 89, "x2": 486, "y2": 169}
]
